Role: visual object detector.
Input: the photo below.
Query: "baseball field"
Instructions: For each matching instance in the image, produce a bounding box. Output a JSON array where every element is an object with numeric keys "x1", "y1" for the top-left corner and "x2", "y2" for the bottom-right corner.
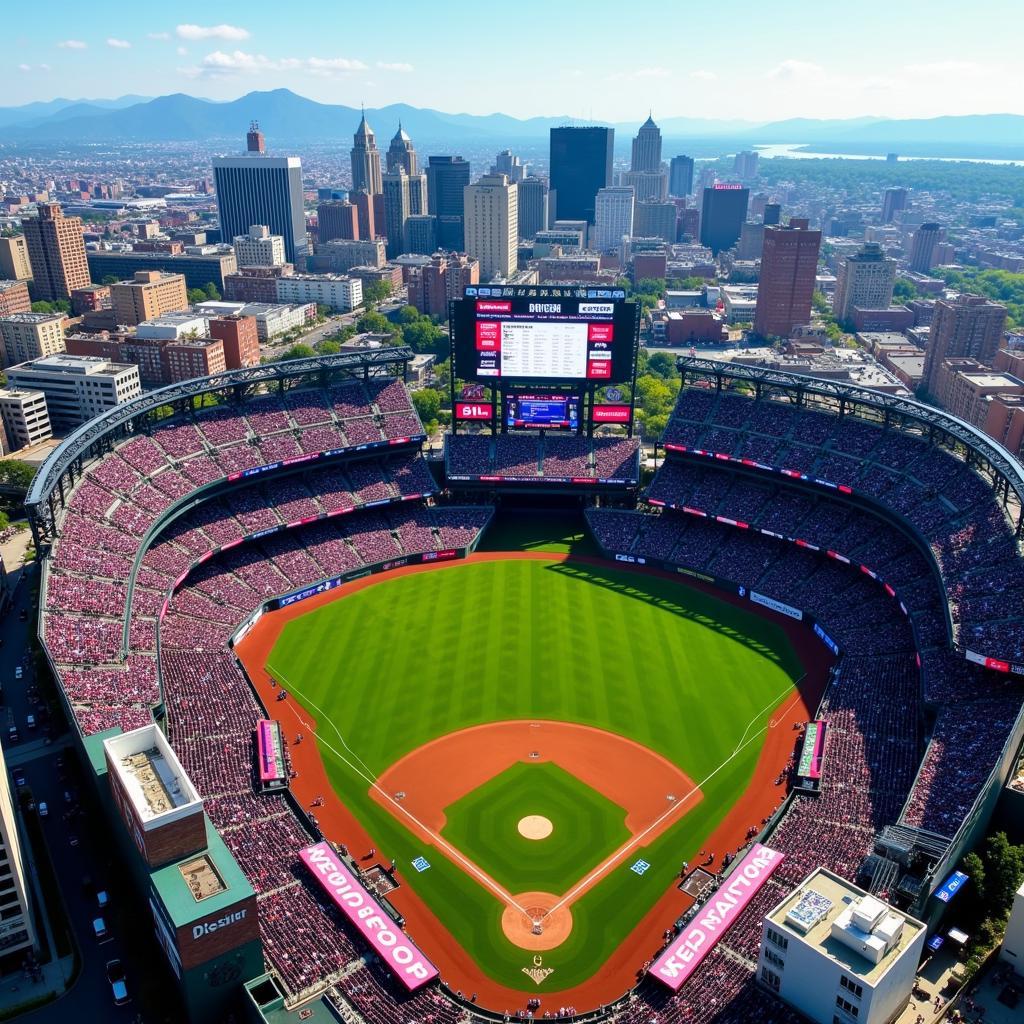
[{"x1": 257, "y1": 553, "x2": 809, "y2": 995}]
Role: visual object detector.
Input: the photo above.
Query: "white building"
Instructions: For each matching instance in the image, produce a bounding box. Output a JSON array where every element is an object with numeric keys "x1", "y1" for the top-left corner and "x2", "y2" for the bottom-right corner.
[
  {"x1": 0, "y1": 312, "x2": 67, "y2": 367},
  {"x1": 237, "y1": 302, "x2": 315, "y2": 341},
  {"x1": 0, "y1": 743, "x2": 36, "y2": 957},
  {"x1": 721, "y1": 284, "x2": 759, "y2": 323},
  {"x1": 274, "y1": 274, "x2": 363, "y2": 312},
  {"x1": 758, "y1": 868, "x2": 926, "y2": 1024},
  {"x1": 232, "y1": 224, "x2": 286, "y2": 267},
  {"x1": 594, "y1": 186, "x2": 636, "y2": 253},
  {"x1": 0, "y1": 388, "x2": 52, "y2": 451},
  {"x1": 464, "y1": 173, "x2": 518, "y2": 281},
  {"x1": 1002, "y1": 878, "x2": 1024, "y2": 968},
  {"x1": 135, "y1": 313, "x2": 210, "y2": 341},
  {"x1": 5, "y1": 354, "x2": 141, "y2": 430}
]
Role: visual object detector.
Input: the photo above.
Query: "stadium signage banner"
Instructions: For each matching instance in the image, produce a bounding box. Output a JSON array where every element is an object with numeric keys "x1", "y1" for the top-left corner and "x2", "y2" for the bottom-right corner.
[
  {"x1": 934, "y1": 870, "x2": 969, "y2": 903},
  {"x1": 300, "y1": 843, "x2": 438, "y2": 989},
  {"x1": 813, "y1": 623, "x2": 839, "y2": 655},
  {"x1": 592, "y1": 404, "x2": 632, "y2": 423},
  {"x1": 750, "y1": 591, "x2": 803, "y2": 621},
  {"x1": 455, "y1": 402, "x2": 493, "y2": 420},
  {"x1": 651, "y1": 844, "x2": 785, "y2": 990}
]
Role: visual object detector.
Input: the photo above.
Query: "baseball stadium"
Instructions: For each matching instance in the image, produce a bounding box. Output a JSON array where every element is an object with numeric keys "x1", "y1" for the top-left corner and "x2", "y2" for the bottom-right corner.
[{"x1": 25, "y1": 289, "x2": 1024, "y2": 1024}]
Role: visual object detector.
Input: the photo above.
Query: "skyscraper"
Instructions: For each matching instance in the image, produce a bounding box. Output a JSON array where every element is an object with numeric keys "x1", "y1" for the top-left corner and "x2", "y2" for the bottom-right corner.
[
  {"x1": 386, "y1": 124, "x2": 418, "y2": 176},
  {"x1": 881, "y1": 188, "x2": 907, "y2": 224},
  {"x1": 350, "y1": 111, "x2": 383, "y2": 195},
  {"x1": 464, "y1": 174, "x2": 518, "y2": 280},
  {"x1": 832, "y1": 242, "x2": 897, "y2": 323},
  {"x1": 408, "y1": 173, "x2": 428, "y2": 217},
  {"x1": 700, "y1": 184, "x2": 749, "y2": 255},
  {"x1": 318, "y1": 200, "x2": 359, "y2": 243},
  {"x1": 923, "y1": 294, "x2": 1008, "y2": 395},
  {"x1": 22, "y1": 202, "x2": 90, "y2": 301},
  {"x1": 622, "y1": 171, "x2": 669, "y2": 202},
  {"x1": 351, "y1": 190, "x2": 376, "y2": 241},
  {"x1": 246, "y1": 120, "x2": 265, "y2": 154},
  {"x1": 517, "y1": 176, "x2": 550, "y2": 240},
  {"x1": 594, "y1": 187, "x2": 635, "y2": 252},
  {"x1": 549, "y1": 126, "x2": 613, "y2": 226},
  {"x1": 753, "y1": 220, "x2": 822, "y2": 338},
  {"x1": 631, "y1": 115, "x2": 662, "y2": 172},
  {"x1": 0, "y1": 235, "x2": 33, "y2": 282},
  {"x1": 733, "y1": 151, "x2": 760, "y2": 179},
  {"x1": 405, "y1": 215, "x2": 437, "y2": 255},
  {"x1": 426, "y1": 156, "x2": 471, "y2": 250},
  {"x1": 669, "y1": 156, "x2": 694, "y2": 198},
  {"x1": 382, "y1": 172, "x2": 412, "y2": 260},
  {"x1": 213, "y1": 129, "x2": 307, "y2": 263},
  {"x1": 492, "y1": 150, "x2": 526, "y2": 183},
  {"x1": 909, "y1": 223, "x2": 942, "y2": 274},
  {"x1": 762, "y1": 203, "x2": 782, "y2": 226},
  {"x1": 633, "y1": 201, "x2": 677, "y2": 244}
]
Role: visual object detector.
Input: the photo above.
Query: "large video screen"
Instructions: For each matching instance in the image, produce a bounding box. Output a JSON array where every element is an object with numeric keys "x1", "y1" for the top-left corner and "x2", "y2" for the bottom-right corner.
[
  {"x1": 451, "y1": 296, "x2": 636, "y2": 384},
  {"x1": 505, "y1": 393, "x2": 580, "y2": 430}
]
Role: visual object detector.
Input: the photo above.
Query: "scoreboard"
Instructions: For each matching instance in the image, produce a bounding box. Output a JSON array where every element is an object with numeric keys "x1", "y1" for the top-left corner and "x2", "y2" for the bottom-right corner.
[{"x1": 451, "y1": 295, "x2": 637, "y2": 385}]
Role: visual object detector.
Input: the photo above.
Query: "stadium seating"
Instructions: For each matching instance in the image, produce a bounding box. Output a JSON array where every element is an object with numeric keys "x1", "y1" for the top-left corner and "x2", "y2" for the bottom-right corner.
[{"x1": 446, "y1": 433, "x2": 640, "y2": 482}]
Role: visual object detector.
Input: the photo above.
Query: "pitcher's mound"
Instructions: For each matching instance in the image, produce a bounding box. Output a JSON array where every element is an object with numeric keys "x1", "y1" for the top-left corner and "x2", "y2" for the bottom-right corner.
[
  {"x1": 518, "y1": 814, "x2": 553, "y2": 840},
  {"x1": 501, "y1": 892, "x2": 573, "y2": 950}
]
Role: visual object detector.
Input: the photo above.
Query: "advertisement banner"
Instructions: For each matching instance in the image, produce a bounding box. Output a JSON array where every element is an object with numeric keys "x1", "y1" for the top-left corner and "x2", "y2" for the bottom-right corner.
[
  {"x1": 651, "y1": 844, "x2": 785, "y2": 989},
  {"x1": 455, "y1": 402, "x2": 494, "y2": 421},
  {"x1": 591, "y1": 404, "x2": 632, "y2": 423},
  {"x1": 750, "y1": 591, "x2": 803, "y2": 621},
  {"x1": 934, "y1": 870, "x2": 969, "y2": 904},
  {"x1": 300, "y1": 843, "x2": 438, "y2": 990}
]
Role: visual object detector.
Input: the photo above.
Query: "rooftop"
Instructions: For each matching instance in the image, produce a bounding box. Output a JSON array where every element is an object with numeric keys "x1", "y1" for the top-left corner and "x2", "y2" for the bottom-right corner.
[
  {"x1": 767, "y1": 868, "x2": 924, "y2": 984},
  {"x1": 10, "y1": 354, "x2": 136, "y2": 375},
  {"x1": 0, "y1": 312, "x2": 66, "y2": 325}
]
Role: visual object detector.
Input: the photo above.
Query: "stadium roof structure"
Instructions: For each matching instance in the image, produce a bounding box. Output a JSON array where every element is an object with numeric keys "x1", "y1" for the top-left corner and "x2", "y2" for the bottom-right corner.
[
  {"x1": 677, "y1": 356, "x2": 1024, "y2": 532},
  {"x1": 25, "y1": 346, "x2": 415, "y2": 545}
]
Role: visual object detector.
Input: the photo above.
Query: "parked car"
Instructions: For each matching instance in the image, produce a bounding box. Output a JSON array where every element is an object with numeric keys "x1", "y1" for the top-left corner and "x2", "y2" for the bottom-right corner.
[
  {"x1": 37, "y1": 802, "x2": 47, "y2": 817},
  {"x1": 105, "y1": 960, "x2": 128, "y2": 1005},
  {"x1": 26, "y1": 714, "x2": 35, "y2": 729},
  {"x1": 13, "y1": 667, "x2": 22, "y2": 680},
  {"x1": 12, "y1": 770, "x2": 25, "y2": 788},
  {"x1": 92, "y1": 917, "x2": 109, "y2": 942}
]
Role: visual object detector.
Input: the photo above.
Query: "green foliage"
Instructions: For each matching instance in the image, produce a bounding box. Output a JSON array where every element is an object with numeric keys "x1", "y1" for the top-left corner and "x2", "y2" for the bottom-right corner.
[
  {"x1": 203, "y1": 281, "x2": 220, "y2": 300},
  {"x1": 393, "y1": 305, "x2": 421, "y2": 325},
  {"x1": 276, "y1": 343, "x2": 316, "y2": 362},
  {"x1": 634, "y1": 372, "x2": 680, "y2": 440},
  {"x1": 0, "y1": 510, "x2": 9, "y2": 532},
  {"x1": 356, "y1": 310, "x2": 394, "y2": 335},
  {"x1": 402, "y1": 318, "x2": 446, "y2": 355},
  {"x1": 411, "y1": 388, "x2": 441, "y2": 424},
  {"x1": 100, "y1": 275, "x2": 119, "y2": 286},
  {"x1": 30, "y1": 300, "x2": 70, "y2": 314},
  {"x1": 934, "y1": 267, "x2": 1024, "y2": 330},
  {"x1": 316, "y1": 340, "x2": 341, "y2": 355},
  {"x1": 893, "y1": 278, "x2": 919, "y2": 302},
  {"x1": 0, "y1": 461, "x2": 35, "y2": 490},
  {"x1": 362, "y1": 280, "x2": 393, "y2": 306},
  {"x1": 646, "y1": 352, "x2": 680, "y2": 379},
  {"x1": 962, "y1": 851, "x2": 986, "y2": 905},
  {"x1": 187, "y1": 288, "x2": 207, "y2": 304}
]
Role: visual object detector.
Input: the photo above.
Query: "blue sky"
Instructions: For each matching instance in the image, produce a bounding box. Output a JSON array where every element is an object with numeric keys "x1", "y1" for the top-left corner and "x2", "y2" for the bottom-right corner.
[{"x1": 7, "y1": 0, "x2": 1024, "y2": 121}]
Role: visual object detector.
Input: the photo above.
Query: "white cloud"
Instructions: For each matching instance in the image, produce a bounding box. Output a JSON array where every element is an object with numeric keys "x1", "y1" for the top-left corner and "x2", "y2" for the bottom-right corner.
[
  {"x1": 57, "y1": 40, "x2": 87, "y2": 49},
  {"x1": 607, "y1": 66, "x2": 672, "y2": 82},
  {"x1": 39, "y1": 63, "x2": 50, "y2": 71},
  {"x1": 107, "y1": 38, "x2": 131, "y2": 49},
  {"x1": 176, "y1": 24, "x2": 250, "y2": 41},
  {"x1": 768, "y1": 59, "x2": 825, "y2": 80},
  {"x1": 148, "y1": 31, "x2": 170, "y2": 41},
  {"x1": 182, "y1": 50, "x2": 368, "y2": 78},
  {"x1": 689, "y1": 69, "x2": 717, "y2": 82},
  {"x1": 376, "y1": 61, "x2": 414, "y2": 73},
  {"x1": 17, "y1": 63, "x2": 31, "y2": 72}
]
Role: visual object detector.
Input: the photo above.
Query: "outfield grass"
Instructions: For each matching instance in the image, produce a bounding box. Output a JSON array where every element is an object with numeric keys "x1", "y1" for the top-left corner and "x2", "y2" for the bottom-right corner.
[
  {"x1": 441, "y1": 762, "x2": 630, "y2": 895},
  {"x1": 267, "y1": 557, "x2": 804, "y2": 991}
]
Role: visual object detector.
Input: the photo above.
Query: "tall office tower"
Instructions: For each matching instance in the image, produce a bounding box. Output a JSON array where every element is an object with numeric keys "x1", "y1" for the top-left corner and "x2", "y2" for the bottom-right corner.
[
  {"x1": 733, "y1": 150, "x2": 759, "y2": 179},
  {"x1": 633, "y1": 201, "x2": 676, "y2": 244},
  {"x1": 517, "y1": 176, "x2": 550, "y2": 239},
  {"x1": 22, "y1": 203, "x2": 90, "y2": 302},
  {"x1": 631, "y1": 115, "x2": 662, "y2": 172},
  {"x1": 426, "y1": 156, "x2": 471, "y2": 250},
  {"x1": 669, "y1": 156, "x2": 694, "y2": 197},
  {"x1": 405, "y1": 215, "x2": 437, "y2": 255},
  {"x1": 700, "y1": 184, "x2": 749, "y2": 255},
  {"x1": 549, "y1": 126, "x2": 613, "y2": 225},
  {"x1": 0, "y1": 743, "x2": 36, "y2": 958},
  {"x1": 213, "y1": 129, "x2": 307, "y2": 263},
  {"x1": 762, "y1": 203, "x2": 782, "y2": 226},
  {"x1": 246, "y1": 120, "x2": 265, "y2": 154},
  {"x1": 0, "y1": 235, "x2": 33, "y2": 281},
  {"x1": 622, "y1": 171, "x2": 669, "y2": 202},
  {"x1": 381, "y1": 172, "x2": 412, "y2": 259},
  {"x1": 407, "y1": 172, "x2": 428, "y2": 216},
  {"x1": 594, "y1": 187, "x2": 635, "y2": 252},
  {"x1": 351, "y1": 190, "x2": 376, "y2": 240},
  {"x1": 753, "y1": 220, "x2": 822, "y2": 338},
  {"x1": 464, "y1": 173, "x2": 518, "y2": 280},
  {"x1": 832, "y1": 242, "x2": 897, "y2": 323},
  {"x1": 350, "y1": 111, "x2": 383, "y2": 195},
  {"x1": 385, "y1": 124, "x2": 418, "y2": 175},
  {"x1": 882, "y1": 187, "x2": 908, "y2": 224},
  {"x1": 492, "y1": 149, "x2": 526, "y2": 183},
  {"x1": 923, "y1": 294, "x2": 1008, "y2": 396},
  {"x1": 318, "y1": 200, "x2": 359, "y2": 243},
  {"x1": 909, "y1": 222, "x2": 942, "y2": 273}
]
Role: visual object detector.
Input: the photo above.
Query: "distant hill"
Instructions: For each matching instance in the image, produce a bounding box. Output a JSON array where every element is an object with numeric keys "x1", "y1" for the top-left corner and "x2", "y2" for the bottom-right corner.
[{"x1": 1, "y1": 89, "x2": 1022, "y2": 158}]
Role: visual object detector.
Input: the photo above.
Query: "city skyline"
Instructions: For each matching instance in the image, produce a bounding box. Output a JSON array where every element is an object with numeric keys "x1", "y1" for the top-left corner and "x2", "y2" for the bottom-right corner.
[{"x1": 6, "y1": 0, "x2": 1024, "y2": 121}]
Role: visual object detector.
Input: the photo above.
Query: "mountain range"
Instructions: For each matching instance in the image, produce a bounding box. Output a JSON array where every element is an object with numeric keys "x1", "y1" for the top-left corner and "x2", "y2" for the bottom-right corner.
[{"x1": 1, "y1": 89, "x2": 1022, "y2": 158}]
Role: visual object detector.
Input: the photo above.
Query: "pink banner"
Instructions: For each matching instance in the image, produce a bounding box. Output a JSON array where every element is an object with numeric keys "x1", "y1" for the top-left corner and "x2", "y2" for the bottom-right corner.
[
  {"x1": 651, "y1": 843, "x2": 785, "y2": 990},
  {"x1": 299, "y1": 843, "x2": 439, "y2": 990},
  {"x1": 256, "y1": 720, "x2": 281, "y2": 783}
]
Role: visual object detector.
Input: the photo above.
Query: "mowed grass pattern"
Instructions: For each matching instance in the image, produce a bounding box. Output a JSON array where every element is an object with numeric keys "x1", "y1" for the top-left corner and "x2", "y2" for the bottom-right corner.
[
  {"x1": 267, "y1": 558, "x2": 804, "y2": 990},
  {"x1": 441, "y1": 762, "x2": 630, "y2": 895}
]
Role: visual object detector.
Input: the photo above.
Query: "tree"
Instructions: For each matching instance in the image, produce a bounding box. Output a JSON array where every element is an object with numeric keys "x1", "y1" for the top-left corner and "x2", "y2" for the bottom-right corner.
[
  {"x1": 100, "y1": 275, "x2": 119, "y2": 286},
  {"x1": 316, "y1": 340, "x2": 341, "y2": 355},
  {"x1": 0, "y1": 461, "x2": 36, "y2": 490},
  {"x1": 393, "y1": 305, "x2": 421, "y2": 325},
  {"x1": 0, "y1": 511, "x2": 9, "y2": 532},
  {"x1": 187, "y1": 288, "x2": 208, "y2": 304},
  {"x1": 403, "y1": 319, "x2": 446, "y2": 354},
  {"x1": 893, "y1": 278, "x2": 918, "y2": 302},
  {"x1": 982, "y1": 832, "x2": 1024, "y2": 912},
  {"x1": 357, "y1": 311, "x2": 394, "y2": 335},
  {"x1": 962, "y1": 851, "x2": 986, "y2": 907},
  {"x1": 647, "y1": 352, "x2": 679, "y2": 379},
  {"x1": 362, "y1": 280, "x2": 393, "y2": 306},
  {"x1": 276, "y1": 343, "x2": 316, "y2": 362},
  {"x1": 31, "y1": 301, "x2": 55, "y2": 314},
  {"x1": 412, "y1": 388, "x2": 441, "y2": 424},
  {"x1": 203, "y1": 281, "x2": 221, "y2": 300}
]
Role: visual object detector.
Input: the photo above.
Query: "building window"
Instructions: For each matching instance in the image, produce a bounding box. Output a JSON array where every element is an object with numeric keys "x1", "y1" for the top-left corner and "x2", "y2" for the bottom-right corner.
[
  {"x1": 764, "y1": 948, "x2": 786, "y2": 970},
  {"x1": 835, "y1": 995, "x2": 859, "y2": 1018},
  {"x1": 765, "y1": 926, "x2": 789, "y2": 950},
  {"x1": 840, "y1": 975, "x2": 864, "y2": 999},
  {"x1": 760, "y1": 966, "x2": 781, "y2": 992}
]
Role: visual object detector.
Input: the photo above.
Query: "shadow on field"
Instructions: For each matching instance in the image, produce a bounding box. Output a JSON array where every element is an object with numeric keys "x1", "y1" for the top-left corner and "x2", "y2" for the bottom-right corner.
[{"x1": 545, "y1": 560, "x2": 800, "y2": 675}]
